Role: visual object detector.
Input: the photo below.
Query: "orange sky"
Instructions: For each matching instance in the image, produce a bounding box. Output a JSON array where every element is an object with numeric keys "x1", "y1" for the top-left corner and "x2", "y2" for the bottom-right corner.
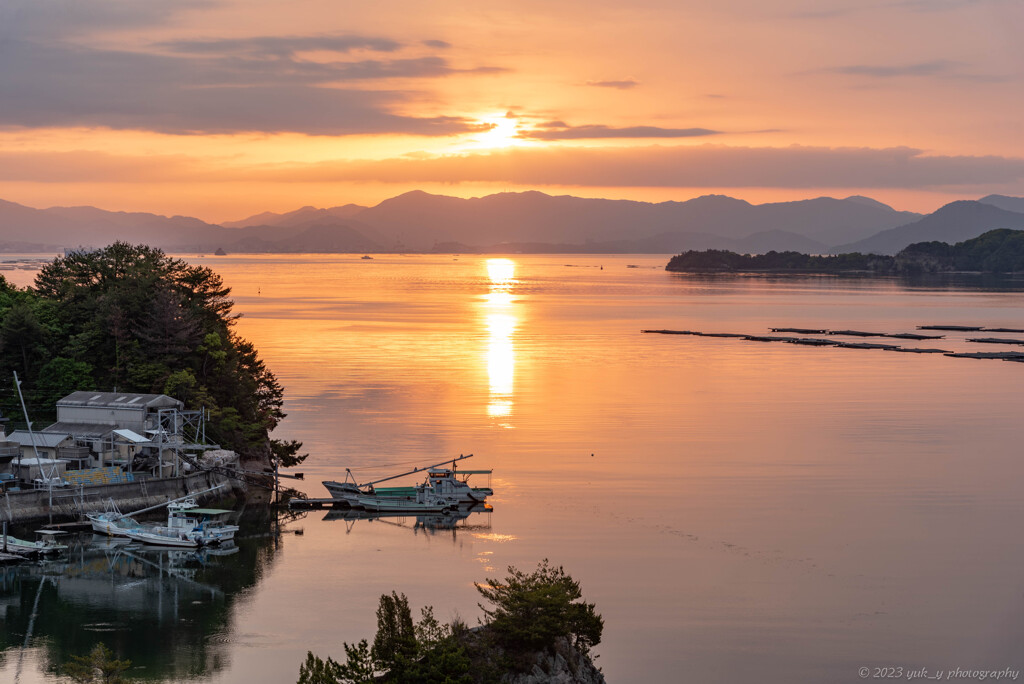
[{"x1": 0, "y1": 0, "x2": 1022, "y2": 221}]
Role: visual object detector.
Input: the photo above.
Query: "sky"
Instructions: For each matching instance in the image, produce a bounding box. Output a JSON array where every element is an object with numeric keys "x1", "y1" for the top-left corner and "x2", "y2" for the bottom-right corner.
[{"x1": 0, "y1": 0, "x2": 1022, "y2": 221}]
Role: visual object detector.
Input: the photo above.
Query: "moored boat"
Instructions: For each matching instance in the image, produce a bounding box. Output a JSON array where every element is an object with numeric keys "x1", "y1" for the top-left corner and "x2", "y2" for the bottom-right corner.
[
  {"x1": 322, "y1": 454, "x2": 493, "y2": 510},
  {"x1": 1, "y1": 530, "x2": 68, "y2": 554},
  {"x1": 123, "y1": 497, "x2": 239, "y2": 547},
  {"x1": 87, "y1": 498, "x2": 145, "y2": 537},
  {"x1": 124, "y1": 526, "x2": 201, "y2": 548}
]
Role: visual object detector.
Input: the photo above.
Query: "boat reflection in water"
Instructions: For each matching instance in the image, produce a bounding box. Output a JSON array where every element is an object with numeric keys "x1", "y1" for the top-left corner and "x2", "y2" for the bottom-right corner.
[
  {"x1": 323, "y1": 502, "x2": 493, "y2": 538},
  {"x1": 0, "y1": 509, "x2": 285, "y2": 683}
]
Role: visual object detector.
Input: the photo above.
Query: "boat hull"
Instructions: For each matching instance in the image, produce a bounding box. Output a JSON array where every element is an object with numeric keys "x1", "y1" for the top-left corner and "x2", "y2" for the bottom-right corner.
[
  {"x1": 124, "y1": 528, "x2": 200, "y2": 548},
  {"x1": 355, "y1": 496, "x2": 451, "y2": 513},
  {"x1": 0, "y1": 535, "x2": 67, "y2": 553},
  {"x1": 87, "y1": 513, "x2": 142, "y2": 537}
]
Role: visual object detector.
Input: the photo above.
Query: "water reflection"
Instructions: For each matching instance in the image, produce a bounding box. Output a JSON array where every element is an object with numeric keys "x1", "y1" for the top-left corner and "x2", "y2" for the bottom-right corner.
[
  {"x1": 322, "y1": 503, "x2": 493, "y2": 540},
  {"x1": 0, "y1": 509, "x2": 283, "y2": 683},
  {"x1": 483, "y1": 259, "x2": 517, "y2": 421}
]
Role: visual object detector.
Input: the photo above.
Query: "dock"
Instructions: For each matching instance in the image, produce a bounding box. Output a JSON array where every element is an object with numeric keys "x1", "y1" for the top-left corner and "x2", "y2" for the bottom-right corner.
[
  {"x1": 643, "y1": 323, "x2": 1024, "y2": 363},
  {"x1": 828, "y1": 330, "x2": 884, "y2": 337},
  {"x1": 966, "y1": 337, "x2": 1024, "y2": 345},
  {"x1": 288, "y1": 498, "x2": 345, "y2": 510},
  {"x1": 884, "y1": 333, "x2": 945, "y2": 340},
  {"x1": 770, "y1": 327, "x2": 827, "y2": 334},
  {"x1": 944, "y1": 351, "x2": 1024, "y2": 359},
  {"x1": 834, "y1": 342, "x2": 902, "y2": 350}
]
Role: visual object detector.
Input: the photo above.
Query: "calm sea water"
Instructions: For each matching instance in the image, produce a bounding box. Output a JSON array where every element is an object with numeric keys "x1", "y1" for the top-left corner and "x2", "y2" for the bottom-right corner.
[{"x1": 3, "y1": 254, "x2": 1024, "y2": 683}]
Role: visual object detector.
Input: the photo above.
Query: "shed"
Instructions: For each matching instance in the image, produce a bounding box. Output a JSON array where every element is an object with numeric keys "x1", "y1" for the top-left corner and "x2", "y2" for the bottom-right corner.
[
  {"x1": 54, "y1": 392, "x2": 183, "y2": 434},
  {"x1": 12, "y1": 457, "x2": 69, "y2": 483},
  {"x1": 5, "y1": 430, "x2": 75, "y2": 461}
]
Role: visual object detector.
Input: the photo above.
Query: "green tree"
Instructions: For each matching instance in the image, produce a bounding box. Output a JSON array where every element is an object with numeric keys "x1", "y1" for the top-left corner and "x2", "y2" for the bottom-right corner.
[
  {"x1": 63, "y1": 642, "x2": 133, "y2": 683},
  {"x1": 335, "y1": 640, "x2": 375, "y2": 683},
  {"x1": 0, "y1": 300, "x2": 48, "y2": 378},
  {"x1": 475, "y1": 559, "x2": 604, "y2": 656},
  {"x1": 372, "y1": 592, "x2": 417, "y2": 672},
  {"x1": 35, "y1": 357, "x2": 95, "y2": 408},
  {"x1": 298, "y1": 595, "x2": 471, "y2": 684},
  {"x1": 15, "y1": 242, "x2": 302, "y2": 467},
  {"x1": 297, "y1": 651, "x2": 345, "y2": 684}
]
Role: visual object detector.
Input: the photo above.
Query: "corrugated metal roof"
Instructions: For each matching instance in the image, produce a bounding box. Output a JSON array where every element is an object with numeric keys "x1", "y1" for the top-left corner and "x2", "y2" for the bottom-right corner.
[
  {"x1": 6, "y1": 431, "x2": 72, "y2": 448},
  {"x1": 112, "y1": 428, "x2": 151, "y2": 444},
  {"x1": 43, "y1": 422, "x2": 116, "y2": 439},
  {"x1": 57, "y1": 392, "x2": 182, "y2": 410}
]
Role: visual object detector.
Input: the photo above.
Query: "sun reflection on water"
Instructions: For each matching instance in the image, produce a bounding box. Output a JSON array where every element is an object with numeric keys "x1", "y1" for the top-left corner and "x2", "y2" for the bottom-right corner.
[{"x1": 483, "y1": 259, "x2": 517, "y2": 421}]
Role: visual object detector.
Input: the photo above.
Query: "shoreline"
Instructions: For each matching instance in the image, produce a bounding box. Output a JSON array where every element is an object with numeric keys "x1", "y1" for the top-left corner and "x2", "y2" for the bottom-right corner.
[{"x1": 1, "y1": 469, "x2": 243, "y2": 525}]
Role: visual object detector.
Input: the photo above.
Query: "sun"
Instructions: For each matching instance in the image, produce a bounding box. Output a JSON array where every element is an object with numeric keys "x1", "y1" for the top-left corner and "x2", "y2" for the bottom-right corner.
[{"x1": 471, "y1": 115, "x2": 522, "y2": 149}]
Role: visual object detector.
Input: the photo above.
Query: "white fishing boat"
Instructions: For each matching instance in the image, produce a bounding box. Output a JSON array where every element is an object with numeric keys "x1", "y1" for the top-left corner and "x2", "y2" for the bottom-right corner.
[
  {"x1": 1, "y1": 529, "x2": 68, "y2": 554},
  {"x1": 87, "y1": 499, "x2": 144, "y2": 537},
  {"x1": 123, "y1": 498, "x2": 239, "y2": 547},
  {"x1": 322, "y1": 454, "x2": 493, "y2": 510}
]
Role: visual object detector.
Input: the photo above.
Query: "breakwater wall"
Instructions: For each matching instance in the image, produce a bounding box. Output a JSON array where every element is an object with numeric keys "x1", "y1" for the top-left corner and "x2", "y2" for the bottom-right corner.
[{"x1": 0, "y1": 470, "x2": 240, "y2": 525}]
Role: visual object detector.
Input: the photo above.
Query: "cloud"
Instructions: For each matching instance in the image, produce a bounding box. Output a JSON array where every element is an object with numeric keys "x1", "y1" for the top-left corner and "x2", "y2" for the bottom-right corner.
[
  {"x1": 520, "y1": 124, "x2": 720, "y2": 140},
  {"x1": 157, "y1": 35, "x2": 403, "y2": 56},
  {"x1": 256, "y1": 144, "x2": 1024, "y2": 190},
  {"x1": 0, "y1": 150, "x2": 204, "y2": 183},
  {"x1": 826, "y1": 60, "x2": 965, "y2": 78},
  {"x1": 790, "y1": 0, "x2": 1010, "y2": 19},
  {"x1": 888, "y1": 0, "x2": 1012, "y2": 12},
  {"x1": 815, "y1": 59, "x2": 1010, "y2": 84},
  {"x1": 0, "y1": 0, "x2": 218, "y2": 39},
  {"x1": 0, "y1": 36, "x2": 503, "y2": 135},
  {"x1": 585, "y1": 79, "x2": 639, "y2": 89},
  {"x1": 11, "y1": 145, "x2": 1021, "y2": 193},
  {"x1": 422, "y1": 39, "x2": 452, "y2": 49}
]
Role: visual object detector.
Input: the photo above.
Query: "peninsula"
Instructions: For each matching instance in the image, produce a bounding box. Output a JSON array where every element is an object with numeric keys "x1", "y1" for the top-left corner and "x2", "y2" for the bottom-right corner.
[{"x1": 666, "y1": 229, "x2": 1024, "y2": 274}]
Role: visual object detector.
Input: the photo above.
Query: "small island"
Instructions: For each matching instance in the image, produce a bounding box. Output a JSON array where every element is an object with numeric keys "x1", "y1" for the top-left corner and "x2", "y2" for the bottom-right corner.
[{"x1": 666, "y1": 228, "x2": 1024, "y2": 274}]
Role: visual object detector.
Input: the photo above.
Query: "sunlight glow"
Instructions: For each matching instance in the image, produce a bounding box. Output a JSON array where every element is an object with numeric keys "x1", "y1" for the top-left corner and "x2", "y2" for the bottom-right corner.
[
  {"x1": 483, "y1": 291, "x2": 514, "y2": 308},
  {"x1": 486, "y1": 258, "x2": 516, "y2": 285},
  {"x1": 482, "y1": 258, "x2": 518, "y2": 421},
  {"x1": 487, "y1": 314, "x2": 516, "y2": 397},
  {"x1": 471, "y1": 116, "x2": 522, "y2": 149}
]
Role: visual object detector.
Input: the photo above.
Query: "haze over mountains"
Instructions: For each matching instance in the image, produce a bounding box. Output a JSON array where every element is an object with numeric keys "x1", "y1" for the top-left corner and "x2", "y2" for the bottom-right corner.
[{"x1": 1, "y1": 191, "x2": 1023, "y2": 256}]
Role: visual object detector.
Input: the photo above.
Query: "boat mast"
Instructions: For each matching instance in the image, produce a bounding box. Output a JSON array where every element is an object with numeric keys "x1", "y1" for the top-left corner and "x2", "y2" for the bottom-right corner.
[
  {"x1": 356, "y1": 454, "x2": 474, "y2": 488},
  {"x1": 13, "y1": 372, "x2": 45, "y2": 483},
  {"x1": 115, "y1": 483, "x2": 230, "y2": 519}
]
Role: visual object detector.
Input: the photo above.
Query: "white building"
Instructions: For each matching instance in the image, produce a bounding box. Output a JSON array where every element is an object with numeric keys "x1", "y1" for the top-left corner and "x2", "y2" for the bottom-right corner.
[{"x1": 42, "y1": 392, "x2": 185, "y2": 469}]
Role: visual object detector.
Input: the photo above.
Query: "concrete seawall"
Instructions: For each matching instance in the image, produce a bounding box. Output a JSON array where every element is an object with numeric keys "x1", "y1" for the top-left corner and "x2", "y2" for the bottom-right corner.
[{"x1": 1, "y1": 470, "x2": 241, "y2": 525}]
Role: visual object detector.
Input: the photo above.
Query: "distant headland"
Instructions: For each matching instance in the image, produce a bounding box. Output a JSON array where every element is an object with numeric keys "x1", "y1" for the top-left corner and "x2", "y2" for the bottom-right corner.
[{"x1": 666, "y1": 229, "x2": 1024, "y2": 275}]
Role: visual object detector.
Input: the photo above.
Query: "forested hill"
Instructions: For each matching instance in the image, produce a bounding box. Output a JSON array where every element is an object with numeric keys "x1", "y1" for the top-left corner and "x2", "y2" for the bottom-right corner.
[
  {"x1": 0, "y1": 243, "x2": 304, "y2": 470},
  {"x1": 666, "y1": 229, "x2": 1024, "y2": 274}
]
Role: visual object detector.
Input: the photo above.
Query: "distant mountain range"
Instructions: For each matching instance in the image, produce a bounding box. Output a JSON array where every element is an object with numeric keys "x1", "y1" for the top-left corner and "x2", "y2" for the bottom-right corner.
[
  {"x1": 1, "y1": 190, "x2": 1023, "y2": 255},
  {"x1": 836, "y1": 200, "x2": 1024, "y2": 255}
]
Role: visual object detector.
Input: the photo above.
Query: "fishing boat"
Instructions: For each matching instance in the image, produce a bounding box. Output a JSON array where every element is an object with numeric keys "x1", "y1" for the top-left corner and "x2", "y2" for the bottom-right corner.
[
  {"x1": 322, "y1": 454, "x2": 493, "y2": 510},
  {"x1": 123, "y1": 498, "x2": 239, "y2": 547},
  {"x1": 87, "y1": 498, "x2": 145, "y2": 537},
  {"x1": 1, "y1": 529, "x2": 68, "y2": 554}
]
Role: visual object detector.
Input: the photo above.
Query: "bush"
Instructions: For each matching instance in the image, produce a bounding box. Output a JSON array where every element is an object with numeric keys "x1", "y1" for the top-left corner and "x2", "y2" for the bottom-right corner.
[
  {"x1": 298, "y1": 593, "x2": 470, "y2": 684},
  {"x1": 63, "y1": 643, "x2": 133, "y2": 683},
  {"x1": 475, "y1": 559, "x2": 603, "y2": 656}
]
